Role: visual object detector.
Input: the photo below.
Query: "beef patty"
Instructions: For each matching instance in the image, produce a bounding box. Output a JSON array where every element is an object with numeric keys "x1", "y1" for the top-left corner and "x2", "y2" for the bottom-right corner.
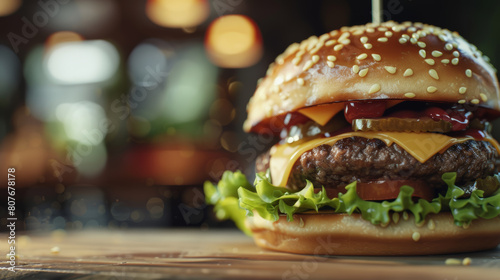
[{"x1": 256, "y1": 137, "x2": 499, "y2": 191}]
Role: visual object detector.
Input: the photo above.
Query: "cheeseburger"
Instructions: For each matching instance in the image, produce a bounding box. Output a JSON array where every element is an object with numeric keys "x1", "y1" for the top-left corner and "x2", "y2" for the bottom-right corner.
[{"x1": 205, "y1": 21, "x2": 500, "y2": 255}]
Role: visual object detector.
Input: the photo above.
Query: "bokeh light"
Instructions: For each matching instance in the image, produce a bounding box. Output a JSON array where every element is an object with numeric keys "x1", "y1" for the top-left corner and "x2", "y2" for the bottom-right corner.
[
  {"x1": 205, "y1": 15, "x2": 263, "y2": 68},
  {"x1": 0, "y1": 0, "x2": 21, "y2": 17},
  {"x1": 45, "y1": 31, "x2": 84, "y2": 50},
  {"x1": 146, "y1": 0, "x2": 209, "y2": 28},
  {"x1": 45, "y1": 40, "x2": 119, "y2": 85},
  {"x1": 0, "y1": 45, "x2": 21, "y2": 99}
]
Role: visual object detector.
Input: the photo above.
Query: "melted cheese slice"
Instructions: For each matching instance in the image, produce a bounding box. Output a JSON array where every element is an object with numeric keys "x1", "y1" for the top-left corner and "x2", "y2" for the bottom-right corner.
[
  {"x1": 269, "y1": 132, "x2": 500, "y2": 187},
  {"x1": 298, "y1": 103, "x2": 344, "y2": 126}
]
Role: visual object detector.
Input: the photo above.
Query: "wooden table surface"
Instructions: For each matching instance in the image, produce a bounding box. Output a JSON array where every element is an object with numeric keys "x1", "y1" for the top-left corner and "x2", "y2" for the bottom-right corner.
[{"x1": 1, "y1": 229, "x2": 500, "y2": 279}]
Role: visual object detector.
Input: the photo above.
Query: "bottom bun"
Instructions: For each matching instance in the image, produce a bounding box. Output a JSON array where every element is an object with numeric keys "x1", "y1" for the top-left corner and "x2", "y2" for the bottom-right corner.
[{"x1": 246, "y1": 212, "x2": 500, "y2": 255}]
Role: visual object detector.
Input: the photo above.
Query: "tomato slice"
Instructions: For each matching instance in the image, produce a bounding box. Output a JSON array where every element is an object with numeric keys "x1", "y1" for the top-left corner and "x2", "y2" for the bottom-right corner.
[
  {"x1": 357, "y1": 180, "x2": 435, "y2": 201},
  {"x1": 317, "y1": 180, "x2": 435, "y2": 201}
]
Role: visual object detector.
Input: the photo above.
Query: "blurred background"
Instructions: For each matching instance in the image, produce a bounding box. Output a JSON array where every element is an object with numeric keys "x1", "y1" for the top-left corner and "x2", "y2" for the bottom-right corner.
[{"x1": 0, "y1": 0, "x2": 499, "y2": 232}]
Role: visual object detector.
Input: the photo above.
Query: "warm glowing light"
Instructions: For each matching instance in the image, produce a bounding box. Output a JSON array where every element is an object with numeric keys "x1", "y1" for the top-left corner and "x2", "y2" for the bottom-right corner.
[
  {"x1": 45, "y1": 31, "x2": 84, "y2": 50},
  {"x1": 0, "y1": 0, "x2": 21, "y2": 17},
  {"x1": 146, "y1": 0, "x2": 209, "y2": 28},
  {"x1": 45, "y1": 40, "x2": 119, "y2": 84},
  {"x1": 205, "y1": 15, "x2": 262, "y2": 68}
]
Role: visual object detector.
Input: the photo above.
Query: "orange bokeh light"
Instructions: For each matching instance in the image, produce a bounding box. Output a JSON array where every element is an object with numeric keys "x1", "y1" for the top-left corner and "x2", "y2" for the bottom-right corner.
[
  {"x1": 146, "y1": 0, "x2": 209, "y2": 28},
  {"x1": 205, "y1": 15, "x2": 262, "y2": 68},
  {"x1": 0, "y1": 0, "x2": 21, "y2": 17},
  {"x1": 45, "y1": 31, "x2": 84, "y2": 50}
]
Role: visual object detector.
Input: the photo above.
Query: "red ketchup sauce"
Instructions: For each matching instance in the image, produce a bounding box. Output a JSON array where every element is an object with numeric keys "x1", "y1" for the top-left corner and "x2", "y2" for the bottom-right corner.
[{"x1": 344, "y1": 101, "x2": 473, "y2": 132}]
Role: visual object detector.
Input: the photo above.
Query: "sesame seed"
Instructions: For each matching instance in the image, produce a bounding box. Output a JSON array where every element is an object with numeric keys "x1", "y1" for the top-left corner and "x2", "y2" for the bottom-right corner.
[
  {"x1": 353, "y1": 29, "x2": 364, "y2": 35},
  {"x1": 297, "y1": 78, "x2": 304, "y2": 86},
  {"x1": 327, "y1": 61, "x2": 335, "y2": 68},
  {"x1": 471, "y1": 99, "x2": 480, "y2": 104},
  {"x1": 352, "y1": 65, "x2": 359, "y2": 74},
  {"x1": 462, "y1": 257, "x2": 472, "y2": 266},
  {"x1": 319, "y1": 33, "x2": 330, "y2": 42},
  {"x1": 427, "y1": 86, "x2": 437, "y2": 93},
  {"x1": 312, "y1": 55, "x2": 320, "y2": 63},
  {"x1": 367, "y1": 28, "x2": 375, "y2": 33},
  {"x1": 458, "y1": 99, "x2": 466, "y2": 104},
  {"x1": 372, "y1": 54, "x2": 381, "y2": 61},
  {"x1": 429, "y1": 69, "x2": 439, "y2": 80},
  {"x1": 445, "y1": 259, "x2": 462, "y2": 265},
  {"x1": 405, "y1": 92, "x2": 416, "y2": 98},
  {"x1": 339, "y1": 32, "x2": 350, "y2": 39},
  {"x1": 453, "y1": 42, "x2": 458, "y2": 48},
  {"x1": 466, "y1": 69, "x2": 472, "y2": 77},
  {"x1": 441, "y1": 59, "x2": 450, "y2": 64},
  {"x1": 403, "y1": 211, "x2": 409, "y2": 220},
  {"x1": 266, "y1": 65, "x2": 274, "y2": 76},
  {"x1": 356, "y1": 53, "x2": 368, "y2": 60},
  {"x1": 451, "y1": 58, "x2": 459, "y2": 65},
  {"x1": 274, "y1": 75, "x2": 284, "y2": 85},
  {"x1": 360, "y1": 36, "x2": 369, "y2": 44},
  {"x1": 339, "y1": 38, "x2": 351, "y2": 45},
  {"x1": 276, "y1": 55, "x2": 285, "y2": 65},
  {"x1": 480, "y1": 93, "x2": 488, "y2": 102},
  {"x1": 385, "y1": 31, "x2": 393, "y2": 37},
  {"x1": 384, "y1": 66, "x2": 397, "y2": 74},
  {"x1": 403, "y1": 68, "x2": 413, "y2": 77},
  {"x1": 377, "y1": 37, "x2": 388, "y2": 42},
  {"x1": 334, "y1": 44, "x2": 344, "y2": 51},
  {"x1": 410, "y1": 38, "x2": 417, "y2": 44},
  {"x1": 438, "y1": 34, "x2": 446, "y2": 41},
  {"x1": 296, "y1": 49, "x2": 305, "y2": 57},
  {"x1": 302, "y1": 60, "x2": 314, "y2": 71},
  {"x1": 399, "y1": 38, "x2": 408, "y2": 44},
  {"x1": 392, "y1": 212, "x2": 400, "y2": 224},
  {"x1": 427, "y1": 219, "x2": 435, "y2": 230},
  {"x1": 329, "y1": 30, "x2": 339, "y2": 36},
  {"x1": 359, "y1": 68, "x2": 368, "y2": 77},
  {"x1": 310, "y1": 46, "x2": 321, "y2": 54},
  {"x1": 412, "y1": 232, "x2": 421, "y2": 242},
  {"x1": 419, "y1": 49, "x2": 426, "y2": 58},
  {"x1": 432, "y1": 51, "x2": 443, "y2": 57},
  {"x1": 378, "y1": 27, "x2": 388, "y2": 32},
  {"x1": 327, "y1": 55, "x2": 337, "y2": 61},
  {"x1": 453, "y1": 51, "x2": 460, "y2": 57},
  {"x1": 325, "y1": 39, "x2": 337, "y2": 46},
  {"x1": 364, "y1": 43, "x2": 373, "y2": 49},
  {"x1": 425, "y1": 59, "x2": 435, "y2": 65},
  {"x1": 292, "y1": 57, "x2": 301, "y2": 66},
  {"x1": 402, "y1": 34, "x2": 410, "y2": 39},
  {"x1": 368, "y1": 83, "x2": 381, "y2": 94},
  {"x1": 417, "y1": 41, "x2": 426, "y2": 48},
  {"x1": 459, "y1": 87, "x2": 467, "y2": 94},
  {"x1": 445, "y1": 43, "x2": 453, "y2": 51},
  {"x1": 408, "y1": 27, "x2": 417, "y2": 32}
]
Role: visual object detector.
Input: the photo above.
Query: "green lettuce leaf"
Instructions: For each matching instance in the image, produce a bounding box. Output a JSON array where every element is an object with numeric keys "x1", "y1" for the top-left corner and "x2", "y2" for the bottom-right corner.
[{"x1": 205, "y1": 171, "x2": 500, "y2": 234}]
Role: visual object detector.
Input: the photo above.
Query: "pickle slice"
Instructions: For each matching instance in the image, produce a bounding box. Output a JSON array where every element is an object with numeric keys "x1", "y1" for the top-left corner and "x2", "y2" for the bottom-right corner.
[
  {"x1": 460, "y1": 174, "x2": 500, "y2": 198},
  {"x1": 469, "y1": 118, "x2": 492, "y2": 133},
  {"x1": 352, "y1": 118, "x2": 452, "y2": 133}
]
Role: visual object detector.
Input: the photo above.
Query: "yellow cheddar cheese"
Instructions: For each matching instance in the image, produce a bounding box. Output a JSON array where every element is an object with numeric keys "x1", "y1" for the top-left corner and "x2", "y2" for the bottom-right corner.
[{"x1": 269, "y1": 131, "x2": 500, "y2": 187}]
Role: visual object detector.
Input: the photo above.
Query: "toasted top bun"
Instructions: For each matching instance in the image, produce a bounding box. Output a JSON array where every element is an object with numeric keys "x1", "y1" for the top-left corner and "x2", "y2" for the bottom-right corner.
[{"x1": 244, "y1": 21, "x2": 500, "y2": 132}]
